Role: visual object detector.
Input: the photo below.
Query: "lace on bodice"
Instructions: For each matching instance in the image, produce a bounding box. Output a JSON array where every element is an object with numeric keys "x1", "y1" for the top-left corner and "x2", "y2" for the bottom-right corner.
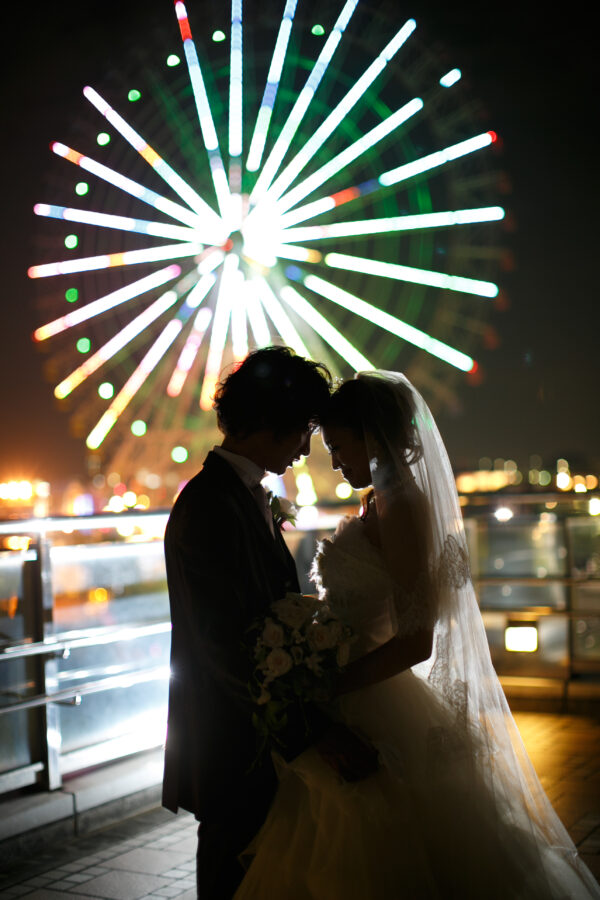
[{"x1": 311, "y1": 516, "x2": 435, "y2": 654}]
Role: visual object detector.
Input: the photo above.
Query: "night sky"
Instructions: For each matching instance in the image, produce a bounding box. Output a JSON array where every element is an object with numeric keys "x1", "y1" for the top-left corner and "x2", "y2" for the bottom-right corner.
[{"x1": 1, "y1": 1, "x2": 597, "y2": 488}]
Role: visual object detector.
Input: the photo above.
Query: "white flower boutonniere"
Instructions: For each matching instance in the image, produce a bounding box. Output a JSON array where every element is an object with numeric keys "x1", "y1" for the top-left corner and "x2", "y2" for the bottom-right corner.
[{"x1": 267, "y1": 492, "x2": 297, "y2": 528}]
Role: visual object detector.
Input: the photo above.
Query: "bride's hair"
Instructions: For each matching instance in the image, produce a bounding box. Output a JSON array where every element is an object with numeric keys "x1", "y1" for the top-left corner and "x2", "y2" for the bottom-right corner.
[{"x1": 323, "y1": 375, "x2": 422, "y2": 465}]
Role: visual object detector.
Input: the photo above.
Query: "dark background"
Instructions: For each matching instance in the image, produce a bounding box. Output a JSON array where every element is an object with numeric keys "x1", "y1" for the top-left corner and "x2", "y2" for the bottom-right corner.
[{"x1": 1, "y1": 1, "x2": 597, "y2": 487}]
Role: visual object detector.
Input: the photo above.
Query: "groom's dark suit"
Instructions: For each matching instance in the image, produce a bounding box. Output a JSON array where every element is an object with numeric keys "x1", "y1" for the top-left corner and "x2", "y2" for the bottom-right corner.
[{"x1": 162, "y1": 450, "x2": 325, "y2": 894}]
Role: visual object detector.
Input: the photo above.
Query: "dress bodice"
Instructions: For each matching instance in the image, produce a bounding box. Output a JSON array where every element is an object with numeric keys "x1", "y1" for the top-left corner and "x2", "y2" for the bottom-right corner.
[
  {"x1": 312, "y1": 516, "x2": 397, "y2": 658},
  {"x1": 312, "y1": 514, "x2": 437, "y2": 658}
]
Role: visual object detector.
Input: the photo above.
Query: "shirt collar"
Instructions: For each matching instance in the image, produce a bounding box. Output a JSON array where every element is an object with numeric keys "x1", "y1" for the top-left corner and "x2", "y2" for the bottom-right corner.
[{"x1": 212, "y1": 445, "x2": 266, "y2": 490}]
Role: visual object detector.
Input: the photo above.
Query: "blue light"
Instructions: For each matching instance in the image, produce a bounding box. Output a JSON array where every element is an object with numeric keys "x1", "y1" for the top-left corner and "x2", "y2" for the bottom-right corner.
[{"x1": 285, "y1": 265, "x2": 302, "y2": 281}]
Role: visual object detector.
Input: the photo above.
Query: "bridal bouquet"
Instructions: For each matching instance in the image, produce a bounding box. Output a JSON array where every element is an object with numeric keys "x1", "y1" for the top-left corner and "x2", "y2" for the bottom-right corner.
[{"x1": 247, "y1": 592, "x2": 353, "y2": 753}]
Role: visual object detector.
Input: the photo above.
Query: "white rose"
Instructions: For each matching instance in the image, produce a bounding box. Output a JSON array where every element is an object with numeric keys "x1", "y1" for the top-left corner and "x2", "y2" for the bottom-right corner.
[
  {"x1": 262, "y1": 618, "x2": 285, "y2": 648},
  {"x1": 271, "y1": 593, "x2": 315, "y2": 630},
  {"x1": 308, "y1": 623, "x2": 336, "y2": 651},
  {"x1": 263, "y1": 648, "x2": 293, "y2": 679}
]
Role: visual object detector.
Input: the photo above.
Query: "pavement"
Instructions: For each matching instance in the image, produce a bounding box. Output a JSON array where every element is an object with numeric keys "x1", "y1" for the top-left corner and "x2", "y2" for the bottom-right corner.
[{"x1": 1, "y1": 711, "x2": 599, "y2": 898}]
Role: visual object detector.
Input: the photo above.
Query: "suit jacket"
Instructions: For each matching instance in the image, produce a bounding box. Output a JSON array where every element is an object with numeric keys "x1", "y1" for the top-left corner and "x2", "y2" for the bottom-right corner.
[{"x1": 162, "y1": 451, "x2": 324, "y2": 822}]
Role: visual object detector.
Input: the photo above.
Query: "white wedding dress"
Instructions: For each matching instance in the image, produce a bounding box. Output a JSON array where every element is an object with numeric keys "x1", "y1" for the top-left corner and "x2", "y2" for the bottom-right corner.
[{"x1": 235, "y1": 514, "x2": 600, "y2": 899}]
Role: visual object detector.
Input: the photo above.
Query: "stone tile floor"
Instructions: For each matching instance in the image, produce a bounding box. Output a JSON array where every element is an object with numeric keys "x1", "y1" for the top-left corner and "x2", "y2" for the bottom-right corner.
[{"x1": 1, "y1": 712, "x2": 599, "y2": 898}]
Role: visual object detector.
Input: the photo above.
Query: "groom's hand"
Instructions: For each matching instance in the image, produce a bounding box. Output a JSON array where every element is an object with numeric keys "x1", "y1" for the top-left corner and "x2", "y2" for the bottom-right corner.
[{"x1": 315, "y1": 722, "x2": 379, "y2": 782}]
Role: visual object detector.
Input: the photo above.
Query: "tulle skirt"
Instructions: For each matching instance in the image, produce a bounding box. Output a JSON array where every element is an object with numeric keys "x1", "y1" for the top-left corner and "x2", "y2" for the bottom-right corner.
[{"x1": 234, "y1": 670, "x2": 600, "y2": 899}]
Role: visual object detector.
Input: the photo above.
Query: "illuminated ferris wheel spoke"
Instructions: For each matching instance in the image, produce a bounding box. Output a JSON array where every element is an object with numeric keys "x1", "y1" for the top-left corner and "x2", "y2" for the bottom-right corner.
[
  {"x1": 325, "y1": 251, "x2": 499, "y2": 298},
  {"x1": 379, "y1": 131, "x2": 497, "y2": 187},
  {"x1": 278, "y1": 132, "x2": 498, "y2": 229},
  {"x1": 280, "y1": 206, "x2": 506, "y2": 242},
  {"x1": 34, "y1": 265, "x2": 181, "y2": 342},
  {"x1": 244, "y1": 279, "x2": 272, "y2": 346},
  {"x1": 264, "y1": 19, "x2": 417, "y2": 204},
  {"x1": 230, "y1": 271, "x2": 249, "y2": 361},
  {"x1": 33, "y1": 203, "x2": 200, "y2": 243},
  {"x1": 250, "y1": 0, "x2": 360, "y2": 204},
  {"x1": 229, "y1": 0, "x2": 243, "y2": 164},
  {"x1": 86, "y1": 317, "x2": 185, "y2": 449},
  {"x1": 49, "y1": 142, "x2": 203, "y2": 229},
  {"x1": 274, "y1": 244, "x2": 322, "y2": 264},
  {"x1": 54, "y1": 268, "x2": 199, "y2": 400},
  {"x1": 275, "y1": 98, "x2": 423, "y2": 215},
  {"x1": 279, "y1": 285, "x2": 373, "y2": 371},
  {"x1": 167, "y1": 304, "x2": 213, "y2": 398},
  {"x1": 303, "y1": 273, "x2": 474, "y2": 372},
  {"x1": 253, "y1": 276, "x2": 310, "y2": 357},
  {"x1": 82, "y1": 86, "x2": 224, "y2": 237},
  {"x1": 174, "y1": 1, "x2": 232, "y2": 220},
  {"x1": 246, "y1": 0, "x2": 298, "y2": 173},
  {"x1": 28, "y1": 240, "x2": 205, "y2": 279},
  {"x1": 199, "y1": 253, "x2": 240, "y2": 410}
]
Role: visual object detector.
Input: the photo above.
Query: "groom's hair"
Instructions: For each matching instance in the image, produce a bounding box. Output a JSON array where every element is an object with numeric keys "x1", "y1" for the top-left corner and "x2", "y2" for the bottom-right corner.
[{"x1": 213, "y1": 346, "x2": 332, "y2": 438}]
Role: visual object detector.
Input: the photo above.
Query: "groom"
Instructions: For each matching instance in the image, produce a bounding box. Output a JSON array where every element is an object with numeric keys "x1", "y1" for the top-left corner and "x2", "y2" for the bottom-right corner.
[{"x1": 162, "y1": 347, "x2": 376, "y2": 898}]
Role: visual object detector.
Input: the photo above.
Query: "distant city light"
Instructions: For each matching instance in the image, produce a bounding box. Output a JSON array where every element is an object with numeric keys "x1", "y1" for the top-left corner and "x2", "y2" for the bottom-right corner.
[
  {"x1": 75, "y1": 182, "x2": 89, "y2": 196},
  {"x1": 589, "y1": 498, "x2": 600, "y2": 516},
  {"x1": 296, "y1": 472, "x2": 317, "y2": 506},
  {"x1": 98, "y1": 382, "x2": 114, "y2": 399},
  {"x1": 556, "y1": 472, "x2": 571, "y2": 491},
  {"x1": 494, "y1": 506, "x2": 513, "y2": 522},
  {"x1": 166, "y1": 54, "x2": 180, "y2": 67},
  {"x1": 76, "y1": 337, "x2": 91, "y2": 353},
  {"x1": 335, "y1": 482, "x2": 353, "y2": 500},
  {"x1": 171, "y1": 446, "x2": 188, "y2": 463},
  {"x1": 505, "y1": 625, "x2": 538, "y2": 653},
  {"x1": 65, "y1": 288, "x2": 79, "y2": 303},
  {"x1": 212, "y1": 30, "x2": 226, "y2": 42},
  {"x1": 131, "y1": 420, "x2": 147, "y2": 436},
  {"x1": 96, "y1": 132, "x2": 111, "y2": 146},
  {"x1": 128, "y1": 89, "x2": 141, "y2": 102},
  {"x1": 311, "y1": 24, "x2": 325, "y2": 36},
  {"x1": 64, "y1": 234, "x2": 78, "y2": 249},
  {"x1": 538, "y1": 470, "x2": 551, "y2": 486}
]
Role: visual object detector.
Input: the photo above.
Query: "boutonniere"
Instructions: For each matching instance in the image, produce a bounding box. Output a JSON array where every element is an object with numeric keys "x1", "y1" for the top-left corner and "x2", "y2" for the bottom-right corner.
[{"x1": 267, "y1": 492, "x2": 298, "y2": 528}]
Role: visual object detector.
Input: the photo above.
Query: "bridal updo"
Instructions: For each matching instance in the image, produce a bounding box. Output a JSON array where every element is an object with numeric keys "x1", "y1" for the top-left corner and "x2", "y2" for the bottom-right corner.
[{"x1": 322, "y1": 374, "x2": 423, "y2": 466}]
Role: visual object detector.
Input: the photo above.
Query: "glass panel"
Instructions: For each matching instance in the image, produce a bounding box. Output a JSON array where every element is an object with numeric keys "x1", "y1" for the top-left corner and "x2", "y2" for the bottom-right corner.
[
  {"x1": 0, "y1": 549, "x2": 42, "y2": 774},
  {"x1": 481, "y1": 611, "x2": 569, "y2": 677},
  {"x1": 50, "y1": 540, "x2": 169, "y2": 632},
  {"x1": 478, "y1": 581, "x2": 567, "y2": 611},
  {"x1": 567, "y1": 518, "x2": 600, "y2": 579},
  {"x1": 573, "y1": 618, "x2": 600, "y2": 665},
  {"x1": 476, "y1": 518, "x2": 567, "y2": 578}
]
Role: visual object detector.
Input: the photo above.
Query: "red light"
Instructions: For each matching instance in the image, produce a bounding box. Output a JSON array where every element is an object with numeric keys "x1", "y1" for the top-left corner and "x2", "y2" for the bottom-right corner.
[
  {"x1": 469, "y1": 360, "x2": 479, "y2": 374},
  {"x1": 178, "y1": 17, "x2": 192, "y2": 41},
  {"x1": 488, "y1": 130, "x2": 498, "y2": 143},
  {"x1": 330, "y1": 187, "x2": 360, "y2": 207}
]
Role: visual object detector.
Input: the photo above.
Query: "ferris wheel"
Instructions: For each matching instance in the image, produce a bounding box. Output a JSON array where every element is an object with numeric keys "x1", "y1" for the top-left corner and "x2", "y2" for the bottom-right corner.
[{"x1": 29, "y1": 0, "x2": 505, "y2": 492}]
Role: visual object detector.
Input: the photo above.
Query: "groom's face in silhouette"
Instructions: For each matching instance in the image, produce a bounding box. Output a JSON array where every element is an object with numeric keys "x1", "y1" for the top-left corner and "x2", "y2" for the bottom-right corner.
[{"x1": 262, "y1": 425, "x2": 312, "y2": 475}]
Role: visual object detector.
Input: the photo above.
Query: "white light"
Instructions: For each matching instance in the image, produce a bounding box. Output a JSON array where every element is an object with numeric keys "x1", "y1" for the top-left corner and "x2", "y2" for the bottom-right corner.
[
  {"x1": 335, "y1": 482, "x2": 353, "y2": 499},
  {"x1": 440, "y1": 68, "x2": 461, "y2": 88},
  {"x1": 556, "y1": 472, "x2": 571, "y2": 491},
  {"x1": 505, "y1": 626, "x2": 538, "y2": 653},
  {"x1": 589, "y1": 498, "x2": 600, "y2": 516},
  {"x1": 494, "y1": 507, "x2": 513, "y2": 522}
]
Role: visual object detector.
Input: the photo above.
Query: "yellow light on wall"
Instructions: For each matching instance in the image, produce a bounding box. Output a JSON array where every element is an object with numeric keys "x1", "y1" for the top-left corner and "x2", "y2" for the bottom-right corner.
[{"x1": 505, "y1": 625, "x2": 538, "y2": 652}]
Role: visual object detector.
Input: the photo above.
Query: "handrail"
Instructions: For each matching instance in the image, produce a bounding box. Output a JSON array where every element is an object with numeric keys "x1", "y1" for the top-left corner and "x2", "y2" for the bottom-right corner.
[
  {"x1": 0, "y1": 664, "x2": 169, "y2": 715},
  {"x1": 0, "y1": 620, "x2": 171, "y2": 661}
]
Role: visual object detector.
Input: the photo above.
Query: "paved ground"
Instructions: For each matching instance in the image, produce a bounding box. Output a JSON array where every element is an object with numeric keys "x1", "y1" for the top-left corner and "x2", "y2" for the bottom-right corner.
[{"x1": 1, "y1": 712, "x2": 599, "y2": 898}]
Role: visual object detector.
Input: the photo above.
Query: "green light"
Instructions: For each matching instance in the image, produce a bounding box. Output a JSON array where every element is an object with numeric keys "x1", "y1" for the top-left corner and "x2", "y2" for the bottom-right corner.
[
  {"x1": 98, "y1": 382, "x2": 114, "y2": 400},
  {"x1": 76, "y1": 337, "x2": 91, "y2": 354},
  {"x1": 64, "y1": 234, "x2": 78, "y2": 249},
  {"x1": 171, "y1": 446, "x2": 188, "y2": 464},
  {"x1": 65, "y1": 288, "x2": 79, "y2": 303},
  {"x1": 166, "y1": 54, "x2": 181, "y2": 67},
  {"x1": 311, "y1": 24, "x2": 325, "y2": 36},
  {"x1": 131, "y1": 420, "x2": 147, "y2": 437},
  {"x1": 96, "y1": 132, "x2": 111, "y2": 146},
  {"x1": 212, "y1": 30, "x2": 226, "y2": 42},
  {"x1": 75, "y1": 182, "x2": 89, "y2": 196},
  {"x1": 128, "y1": 89, "x2": 141, "y2": 102}
]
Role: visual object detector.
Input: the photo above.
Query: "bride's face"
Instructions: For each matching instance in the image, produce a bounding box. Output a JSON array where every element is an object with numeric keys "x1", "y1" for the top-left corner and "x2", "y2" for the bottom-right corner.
[{"x1": 322, "y1": 425, "x2": 372, "y2": 489}]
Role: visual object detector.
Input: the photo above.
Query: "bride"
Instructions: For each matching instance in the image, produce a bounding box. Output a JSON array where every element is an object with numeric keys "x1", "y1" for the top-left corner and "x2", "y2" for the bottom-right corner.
[{"x1": 235, "y1": 371, "x2": 600, "y2": 899}]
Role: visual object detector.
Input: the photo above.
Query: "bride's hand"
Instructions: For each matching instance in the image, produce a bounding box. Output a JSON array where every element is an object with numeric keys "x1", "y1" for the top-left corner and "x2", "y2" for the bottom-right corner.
[{"x1": 315, "y1": 722, "x2": 379, "y2": 782}]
